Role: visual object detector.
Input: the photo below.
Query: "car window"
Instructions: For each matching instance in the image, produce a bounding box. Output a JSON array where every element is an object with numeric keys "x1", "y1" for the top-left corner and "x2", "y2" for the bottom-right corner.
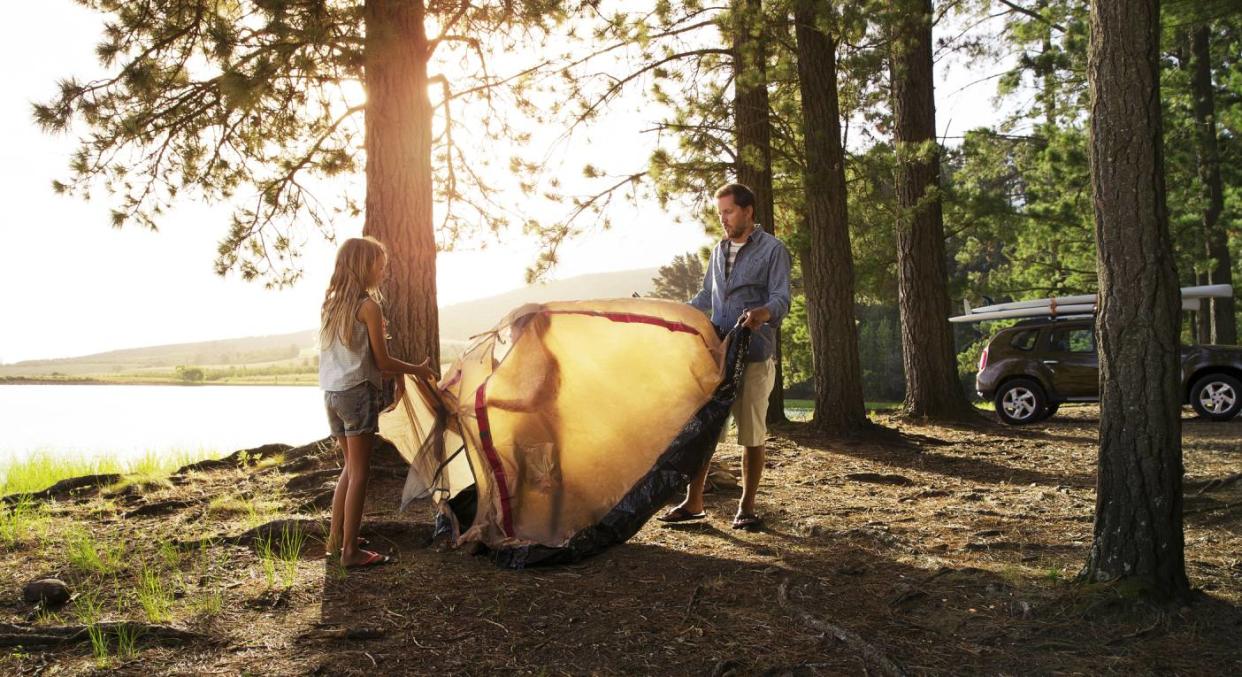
[
  {"x1": 1009, "y1": 329, "x2": 1038, "y2": 351},
  {"x1": 1049, "y1": 327, "x2": 1095, "y2": 353}
]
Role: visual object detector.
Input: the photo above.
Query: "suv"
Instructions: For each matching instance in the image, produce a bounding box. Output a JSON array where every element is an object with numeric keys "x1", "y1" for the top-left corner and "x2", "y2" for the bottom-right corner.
[{"x1": 975, "y1": 318, "x2": 1242, "y2": 424}]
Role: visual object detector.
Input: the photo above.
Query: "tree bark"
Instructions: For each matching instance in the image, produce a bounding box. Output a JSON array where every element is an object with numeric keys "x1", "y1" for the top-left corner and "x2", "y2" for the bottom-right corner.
[
  {"x1": 1082, "y1": 0, "x2": 1189, "y2": 599},
  {"x1": 731, "y1": 0, "x2": 786, "y2": 423},
  {"x1": 888, "y1": 0, "x2": 974, "y2": 420},
  {"x1": 794, "y1": 3, "x2": 868, "y2": 433},
  {"x1": 1189, "y1": 25, "x2": 1236, "y2": 346},
  {"x1": 364, "y1": 0, "x2": 440, "y2": 369}
]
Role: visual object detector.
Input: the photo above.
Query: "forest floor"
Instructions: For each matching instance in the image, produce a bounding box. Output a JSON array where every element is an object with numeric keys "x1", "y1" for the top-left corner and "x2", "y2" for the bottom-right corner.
[{"x1": 2, "y1": 405, "x2": 1240, "y2": 675}]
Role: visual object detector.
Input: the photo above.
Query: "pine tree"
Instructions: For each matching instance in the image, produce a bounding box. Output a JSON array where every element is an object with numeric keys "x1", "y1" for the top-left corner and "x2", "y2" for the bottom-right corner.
[
  {"x1": 794, "y1": 0, "x2": 868, "y2": 432},
  {"x1": 1082, "y1": 0, "x2": 1190, "y2": 599},
  {"x1": 888, "y1": 0, "x2": 977, "y2": 420}
]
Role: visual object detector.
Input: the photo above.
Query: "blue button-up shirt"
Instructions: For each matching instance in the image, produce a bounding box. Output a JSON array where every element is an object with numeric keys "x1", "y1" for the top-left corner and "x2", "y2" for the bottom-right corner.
[{"x1": 688, "y1": 225, "x2": 792, "y2": 361}]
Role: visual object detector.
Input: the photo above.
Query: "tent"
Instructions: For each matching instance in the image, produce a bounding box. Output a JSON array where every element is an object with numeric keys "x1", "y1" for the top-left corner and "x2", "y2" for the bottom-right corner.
[{"x1": 378, "y1": 298, "x2": 750, "y2": 568}]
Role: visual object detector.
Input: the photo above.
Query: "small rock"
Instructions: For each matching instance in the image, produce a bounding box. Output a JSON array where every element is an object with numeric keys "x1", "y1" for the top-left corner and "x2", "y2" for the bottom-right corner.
[{"x1": 23, "y1": 578, "x2": 70, "y2": 607}]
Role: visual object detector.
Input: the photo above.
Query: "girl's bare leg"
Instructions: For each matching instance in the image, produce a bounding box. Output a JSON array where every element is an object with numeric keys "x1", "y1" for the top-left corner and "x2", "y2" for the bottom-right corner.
[
  {"x1": 326, "y1": 435, "x2": 349, "y2": 555},
  {"x1": 339, "y1": 433, "x2": 374, "y2": 567}
]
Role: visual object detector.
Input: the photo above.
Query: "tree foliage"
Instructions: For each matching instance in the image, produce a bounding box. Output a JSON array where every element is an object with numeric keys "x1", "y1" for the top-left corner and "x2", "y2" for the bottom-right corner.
[
  {"x1": 649, "y1": 252, "x2": 706, "y2": 301},
  {"x1": 37, "y1": 0, "x2": 571, "y2": 287}
]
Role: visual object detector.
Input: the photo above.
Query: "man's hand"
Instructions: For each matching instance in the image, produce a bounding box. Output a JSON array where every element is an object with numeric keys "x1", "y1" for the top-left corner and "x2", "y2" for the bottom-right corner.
[{"x1": 739, "y1": 306, "x2": 772, "y2": 330}]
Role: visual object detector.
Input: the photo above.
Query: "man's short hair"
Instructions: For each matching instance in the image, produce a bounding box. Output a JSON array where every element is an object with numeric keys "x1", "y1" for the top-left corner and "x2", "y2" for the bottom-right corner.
[{"x1": 714, "y1": 183, "x2": 756, "y2": 209}]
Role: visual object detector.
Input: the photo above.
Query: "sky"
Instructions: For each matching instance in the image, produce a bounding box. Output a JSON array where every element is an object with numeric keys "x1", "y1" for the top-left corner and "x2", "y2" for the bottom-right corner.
[{"x1": 0, "y1": 2, "x2": 1010, "y2": 364}]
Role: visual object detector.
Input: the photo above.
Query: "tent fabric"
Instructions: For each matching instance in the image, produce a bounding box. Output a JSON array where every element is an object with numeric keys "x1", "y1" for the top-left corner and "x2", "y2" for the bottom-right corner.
[{"x1": 378, "y1": 298, "x2": 750, "y2": 568}]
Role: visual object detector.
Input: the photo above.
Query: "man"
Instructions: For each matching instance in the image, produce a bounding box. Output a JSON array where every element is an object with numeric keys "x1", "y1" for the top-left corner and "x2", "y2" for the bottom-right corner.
[{"x1": 660, "y1": 182, "x2": 792, "y2": 530}]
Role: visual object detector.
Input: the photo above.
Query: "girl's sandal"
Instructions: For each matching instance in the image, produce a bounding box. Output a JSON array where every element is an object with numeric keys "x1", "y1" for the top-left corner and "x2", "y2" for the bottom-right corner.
[
  {"x1": 325, "y1": 537, "x2": 370, "y2": 557},
  {"x1": 345, "y1": 550, "x2": 395, "y2": 570}
]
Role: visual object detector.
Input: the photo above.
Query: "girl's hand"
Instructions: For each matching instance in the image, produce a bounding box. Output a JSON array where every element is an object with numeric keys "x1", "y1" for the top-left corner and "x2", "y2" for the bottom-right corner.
[
  {"x1": 383, "y1": 376, "x2": 407, "y2": 413},
  {"x1": 413, "y1": 357, "x2": 437, "y2": 382}
]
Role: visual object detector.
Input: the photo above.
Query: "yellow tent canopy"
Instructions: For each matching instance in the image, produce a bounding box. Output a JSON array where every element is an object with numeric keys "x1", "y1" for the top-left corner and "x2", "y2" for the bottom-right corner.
[{"x1": 379, "y1": 298, "x2": 750, "y2": 567}]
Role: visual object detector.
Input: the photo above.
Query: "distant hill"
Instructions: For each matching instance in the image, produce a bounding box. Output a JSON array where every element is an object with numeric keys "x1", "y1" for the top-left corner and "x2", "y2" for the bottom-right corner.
[
  {"x1": 438, "y1": 267, "x2": 658, "y2": 340},
  {"x1": 0, "y1": 267, "x2": 660, "y2": 377}
]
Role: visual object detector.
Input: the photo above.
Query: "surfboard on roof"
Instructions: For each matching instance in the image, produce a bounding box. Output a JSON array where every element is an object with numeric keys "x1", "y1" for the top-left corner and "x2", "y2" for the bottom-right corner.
[{"x1": 949, "y1": 285, "x2": 1233, "y2": 324}]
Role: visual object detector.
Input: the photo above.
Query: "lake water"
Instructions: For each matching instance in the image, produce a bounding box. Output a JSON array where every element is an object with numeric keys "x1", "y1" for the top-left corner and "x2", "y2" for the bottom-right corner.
[
  {"x1": 0, "y1": 384, "x2": 815, "y2": 473},
  {"x1": 0, "y1": 385, "x2": 326, "y2": 468}
]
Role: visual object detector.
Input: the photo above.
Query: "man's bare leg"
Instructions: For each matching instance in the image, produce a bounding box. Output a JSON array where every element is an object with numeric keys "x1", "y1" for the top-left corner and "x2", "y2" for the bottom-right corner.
[
  {"x1": 738, "y1": 444, "x2": 765, "y2": 515},
  {"x1": 680, "y1": 451, "x2": 715, "y2": 514}
]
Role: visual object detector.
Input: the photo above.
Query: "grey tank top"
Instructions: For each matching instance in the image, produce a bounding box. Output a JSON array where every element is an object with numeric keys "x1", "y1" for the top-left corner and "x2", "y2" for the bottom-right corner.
[{"x1": 319, "y1": 306, "x2": 382, "y2": 392}]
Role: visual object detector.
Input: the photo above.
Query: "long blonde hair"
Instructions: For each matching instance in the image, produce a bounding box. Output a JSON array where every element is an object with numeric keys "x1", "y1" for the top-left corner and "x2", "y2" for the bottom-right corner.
[{"x1": 320, "y1": 237, "x2": 387, "y2": 350}]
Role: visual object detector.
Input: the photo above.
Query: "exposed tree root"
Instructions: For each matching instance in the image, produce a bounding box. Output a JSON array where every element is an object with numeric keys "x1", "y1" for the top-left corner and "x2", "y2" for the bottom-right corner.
[
  {"x1": 124, "y1": 498, "x2": 200, "y2": 519},
  {"x1": 0, "y1": 622, "x2": 207, "y2": 648},
  {"x1": 176, "y1": 517, "x2": 327, "y2": 551},
  {"x1": 2, "y1": 474, "x2": 122, "y2": 507},
  {"x1": 172, "y1": 443, "x2": 293, "y2": 475},
  {"x1": 777, "y1": 578, "x2": 907, "y2": 677}
]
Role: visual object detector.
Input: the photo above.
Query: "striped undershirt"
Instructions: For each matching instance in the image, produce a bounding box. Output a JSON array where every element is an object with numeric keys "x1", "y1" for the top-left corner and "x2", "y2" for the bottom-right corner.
[{"x1": 724, "y1": 238, "x2": 744, "y2": 278}]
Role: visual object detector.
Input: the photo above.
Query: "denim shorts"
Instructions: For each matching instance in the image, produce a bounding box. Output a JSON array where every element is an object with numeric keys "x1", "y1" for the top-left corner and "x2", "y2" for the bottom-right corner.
[{"x1": 324, "y1": 382, "x2": 383, "y2": 438}]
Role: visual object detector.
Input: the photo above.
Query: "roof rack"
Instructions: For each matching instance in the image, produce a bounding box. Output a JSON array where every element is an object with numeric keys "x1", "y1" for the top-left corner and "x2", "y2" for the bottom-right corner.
[{"x1": 949, "y1": 285, "x2": 1231, "y2": 324}]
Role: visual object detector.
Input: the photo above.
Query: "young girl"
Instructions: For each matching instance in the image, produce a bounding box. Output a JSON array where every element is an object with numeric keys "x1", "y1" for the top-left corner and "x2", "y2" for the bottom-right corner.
[{"x1": 320, "y1": 236, "x2": 435, "y2": 569}]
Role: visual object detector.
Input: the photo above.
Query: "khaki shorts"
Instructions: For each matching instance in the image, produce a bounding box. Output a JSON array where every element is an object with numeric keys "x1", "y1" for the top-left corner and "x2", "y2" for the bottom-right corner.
[{"x1": 719, "y1": 358, "x2": 777, "y2": 447}]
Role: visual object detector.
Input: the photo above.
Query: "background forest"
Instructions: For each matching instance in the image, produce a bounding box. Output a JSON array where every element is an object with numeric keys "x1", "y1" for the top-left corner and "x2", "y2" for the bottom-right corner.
[{"x1": 640, "y1": 0, "x2": 1241, "y2": 403}]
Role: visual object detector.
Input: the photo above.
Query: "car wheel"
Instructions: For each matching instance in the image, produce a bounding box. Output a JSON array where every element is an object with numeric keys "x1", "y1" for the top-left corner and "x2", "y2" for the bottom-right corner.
[
  {"x1": 1190, "y1": 374, "x2": 1242, "y2": 421},
  {"x1": 995, "y1": 379, "x2": 1047, "y2": 425},
  {"x1": 1035, "y1": 402, "x2": 1060, "y2": 422}
]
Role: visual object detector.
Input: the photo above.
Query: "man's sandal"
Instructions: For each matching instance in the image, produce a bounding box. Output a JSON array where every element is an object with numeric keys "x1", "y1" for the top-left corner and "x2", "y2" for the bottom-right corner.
[
  {"x1": 731, "y1": 512, "x2": 762, "y2": 530},
  {"x1": 657, "y1": 506, "x2": 707, "y2": 523}
]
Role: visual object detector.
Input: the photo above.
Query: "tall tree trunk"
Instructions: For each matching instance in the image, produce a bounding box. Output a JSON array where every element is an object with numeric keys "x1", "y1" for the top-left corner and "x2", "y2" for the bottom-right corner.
[
  {"x1": 732, "y1": 0, "x2": 786, "y2": 423},
  {"x1": 1189, "y1": 25, "x2": 1236, "y2": 345},
  {"x1": 888, "y1": 0, "x2": 974, "y2": 420},
  {"x1": 794, "y1": 2, "x2": 868, "y2": 433},
  {"x1": 1082, "y1": 0, "x2": 1189, "y2": 599},
  {"x1": 364, "y1": 0, "x2": 440, "y2": 369}
]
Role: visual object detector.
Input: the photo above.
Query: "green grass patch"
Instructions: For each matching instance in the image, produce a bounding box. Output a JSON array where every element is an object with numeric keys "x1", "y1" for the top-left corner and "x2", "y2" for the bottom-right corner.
[
  {"x1": 276, "y1": 523, "x2": 306, "y2": 587},
  {"x1": 74, "y1": 591, "x2": 109, "y2": 667},
  {"x1": 255, "y1": 523, "x2": 307, "y2": 588},
  {"x1": 65, "y1": 527, "x2": 123, "y2": 576},
  {"x1": 255, "y1": 535, "x2": 279, "y2": 588},
  {"x1": 0, "y1": 448, "x2": 222, "y2": 497},
  {"x1": 114, "y1": 623, "x2": 141, "y2": 661},
  {"x1": 253, "y1": 453, "x2": 286, "y2": 471},
  {"x1": 87, "y1": 623, "x2": 110, "y2": 668},
  {"x1": 136, "y1": 566, "x2": 173, "y2": 622},
  {"x1": 206, "y1": 495, "x2": 251, "y2": 518},
  {"x1": 0, "y1": 496, "x2": 39, "y2": 547},
  {"x1": 192, "y1": 589, "x2": 223, "y2": 617}
]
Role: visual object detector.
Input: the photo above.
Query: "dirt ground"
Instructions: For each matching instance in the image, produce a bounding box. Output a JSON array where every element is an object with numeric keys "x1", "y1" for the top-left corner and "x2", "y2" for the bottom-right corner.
[{"x1": 3, "y1": 405, "x2": 1241, "y2": 676}]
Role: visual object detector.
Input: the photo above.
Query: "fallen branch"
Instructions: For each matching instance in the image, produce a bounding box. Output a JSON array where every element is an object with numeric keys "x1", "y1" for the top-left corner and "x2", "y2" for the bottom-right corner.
[
  {"x1": 777, "y1": 579, "x2": 907, "y2": 677},
  {"x1": 1184, "y1": 501, "x2": 1242, "y2": 516},
  {"x1": 299, "y1": 626, "x2": 386, "y2": 642},
  {"x1": 1190, "y1": 473, "x2": 1242, "y2": 496}
]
